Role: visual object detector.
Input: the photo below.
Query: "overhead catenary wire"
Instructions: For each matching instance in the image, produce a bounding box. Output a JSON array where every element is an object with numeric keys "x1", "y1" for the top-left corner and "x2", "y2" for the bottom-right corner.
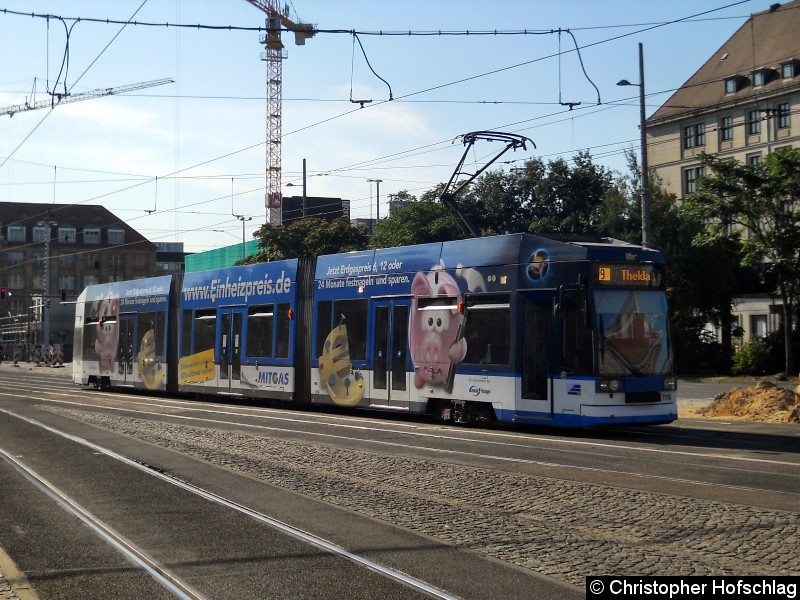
[{"x1": 0, "y1": 0, "x2": 771, "y2": 236}]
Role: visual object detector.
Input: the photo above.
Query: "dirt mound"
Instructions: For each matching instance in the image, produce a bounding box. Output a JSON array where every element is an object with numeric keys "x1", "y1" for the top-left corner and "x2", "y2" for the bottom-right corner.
[{"x1": 699, "y1": 381, "x2": 800, "y2": 423}]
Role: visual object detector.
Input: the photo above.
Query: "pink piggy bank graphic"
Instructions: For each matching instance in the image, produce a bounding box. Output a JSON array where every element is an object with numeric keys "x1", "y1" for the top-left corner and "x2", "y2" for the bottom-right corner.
[
  {"x1": 95, "y1": 295, "x2": 120, "y2": 374},
  {"x1": 408, "y1": 268, "x2": 467, "y2": 391}
]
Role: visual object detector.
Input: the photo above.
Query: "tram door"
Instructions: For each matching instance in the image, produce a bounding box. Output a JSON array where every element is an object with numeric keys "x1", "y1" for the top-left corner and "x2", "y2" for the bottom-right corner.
[
  {"x1": 370, "y1": 300, "x2": 410, "y2": 408},
  {"x1": 520, "y1": 299, "x2": 552, "y2": 416},
  {"x1": 218, "y1": 308, "x2": 244, "y2": 389},
  {"x1": 117, "y1": 314, "x2": 136, "y2": 383}
]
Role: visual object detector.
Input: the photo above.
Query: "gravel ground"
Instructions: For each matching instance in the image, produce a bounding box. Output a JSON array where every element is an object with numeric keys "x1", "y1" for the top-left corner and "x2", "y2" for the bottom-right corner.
[{"x1": 45, "y1": 407, "x2": 800, "y2": 587}]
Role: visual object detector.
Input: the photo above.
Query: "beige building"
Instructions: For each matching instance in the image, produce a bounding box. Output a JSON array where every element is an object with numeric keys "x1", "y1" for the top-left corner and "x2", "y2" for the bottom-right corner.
[{"x1": 646, "y1": 1, "x2": 800, "y2": 345}]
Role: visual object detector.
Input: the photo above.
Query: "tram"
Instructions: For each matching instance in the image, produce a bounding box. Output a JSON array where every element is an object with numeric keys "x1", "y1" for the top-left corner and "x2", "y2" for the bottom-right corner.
[{"x1": 73, "y1": 233, "x2": 677, "y2": 427}]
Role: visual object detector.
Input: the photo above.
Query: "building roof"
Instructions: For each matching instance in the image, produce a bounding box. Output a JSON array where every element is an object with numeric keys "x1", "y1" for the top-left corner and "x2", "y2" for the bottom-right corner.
[
  {"x1": 648, "y1": 1, "x2": 800, "y2": 124},
  {"x1": 0, "y1": 201, "x2": 154, "y2": 248}
]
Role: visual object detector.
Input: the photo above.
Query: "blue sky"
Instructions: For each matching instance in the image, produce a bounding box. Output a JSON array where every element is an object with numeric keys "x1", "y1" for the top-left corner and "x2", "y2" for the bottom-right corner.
[{"x1": 0, "y1": 0, "x2": 781, "y2": 253}]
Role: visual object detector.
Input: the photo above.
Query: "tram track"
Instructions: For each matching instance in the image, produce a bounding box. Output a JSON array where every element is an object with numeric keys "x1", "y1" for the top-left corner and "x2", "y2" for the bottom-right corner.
[
  {"x1": 1, "y1": 372, "x2": 798, "y2": 589},
  {"x1": 8, "y1": 384, "x2": 799, "y2": 498},
  {"x1": 0, "y1": 407, "x2": 461, "y2": 600}
]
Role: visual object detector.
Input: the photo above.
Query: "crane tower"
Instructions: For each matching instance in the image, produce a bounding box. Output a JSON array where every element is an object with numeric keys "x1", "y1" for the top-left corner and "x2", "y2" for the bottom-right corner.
[{"x1": 245, "y1": 1, "x2": 315, "y2": 225}]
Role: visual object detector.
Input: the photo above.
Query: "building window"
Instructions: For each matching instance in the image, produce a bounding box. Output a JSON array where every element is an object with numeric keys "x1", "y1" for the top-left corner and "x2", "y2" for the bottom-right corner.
[
  {"x1": 752, "y1": 69, "x2": 773, "y2": 87},
  {"x1": 683, "y1": 166, "x2": 705, "y2": 195},
  {"x1": 108, "y1": 229, "x2": 125, "y2": 244},
  {"x1": 747, "y1": 110, "x2": 761, "y2": 135},
  {"x1": 32, "y1": 251, "x2": 45, "y2": 268},
  {"x1": 683, "y1": 123, "x2": 705, "y2": 149},
  {"x1": 747, "y1": 153, "x2": 762, "y2": 166},
  {"x1": 7, "y1": 251, "x2": 24, "y2": 267},
  {"x1": 57, "y1": 275, "x2": 76, "y2": 291},
  {"x1": 781, "y1": 62, "x2": 796, "y2": 79},
  {"x1": 7, "y1": 273, "x2": 24, "y2": 289},
  {"x1": 84, "y1": 275, "x2": 100, "y2": 287},
  {"x1": 59, "y1": 253, "x2": 75, "y2": 267},
  {"x1": 83, "y1": 228, "x2": 101, "y2": 244},
  {"x1": 7, "y1": 226, "x2": 25, "y2": 243},
  {"x1": 750, "y1": 314, "x2": 768, "y2": 339},
  {"x1": 59, "y1": 227, "x2": 76, "y2": 243},
  {"x1": 776, "y1": 103, "x2": 790, "y2": 129},
  {"x1": 720, "y1": 116, "x2": 733, "y2": 141},
  {"x1": 724, "y1": 77, "x2": 737, "y2": 93},
  {"x1": 32, "y1": 226, "x2": 49, "y2": 243}
]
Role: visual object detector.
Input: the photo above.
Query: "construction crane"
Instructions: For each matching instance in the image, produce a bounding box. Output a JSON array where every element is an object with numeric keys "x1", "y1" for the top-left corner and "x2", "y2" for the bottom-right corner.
[
  {"x1": 244, "y1": 1, "x2": 316, "y2": 225},
  {"x1": 0, "y1": 78, "x2": 174, "y2": 118}
]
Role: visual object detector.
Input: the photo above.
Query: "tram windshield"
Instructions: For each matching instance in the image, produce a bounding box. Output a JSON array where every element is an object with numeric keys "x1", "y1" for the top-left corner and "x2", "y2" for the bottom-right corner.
[{"x1": 592, "y1": 289, "x2": 672, "y2": 376}]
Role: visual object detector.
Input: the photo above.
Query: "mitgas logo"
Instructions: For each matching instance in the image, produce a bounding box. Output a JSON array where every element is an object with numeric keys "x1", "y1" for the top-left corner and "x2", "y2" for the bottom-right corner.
[
  {"x1": 469, "y1": 385, "x2": 490, "y2": 396},
  {"x1": 256, "y1": 370, "x2": 290, "y2": 386}
]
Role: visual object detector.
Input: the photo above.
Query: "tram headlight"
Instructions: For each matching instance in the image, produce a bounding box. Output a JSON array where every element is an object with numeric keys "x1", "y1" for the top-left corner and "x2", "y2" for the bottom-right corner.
[
  {"x1": 599, "y1": 378, "x2": 623, "y2": 393},
  {"x1": 663, "y1": 376, "x2": 678, "y2": 391}
]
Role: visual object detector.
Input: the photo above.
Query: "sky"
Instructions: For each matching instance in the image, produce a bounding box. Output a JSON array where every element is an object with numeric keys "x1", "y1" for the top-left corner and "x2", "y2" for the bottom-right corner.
[{"x1": 0, "y1": 0, "x2": 784, "y2": 254}]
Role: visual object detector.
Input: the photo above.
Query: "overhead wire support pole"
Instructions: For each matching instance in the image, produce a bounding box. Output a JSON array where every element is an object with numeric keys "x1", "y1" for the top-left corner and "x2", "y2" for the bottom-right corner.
[{"x1": 439, "y1": 131, "x2": 534, "y2": 239}]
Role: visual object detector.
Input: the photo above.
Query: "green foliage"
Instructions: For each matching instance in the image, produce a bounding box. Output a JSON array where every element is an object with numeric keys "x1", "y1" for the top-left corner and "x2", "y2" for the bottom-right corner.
[
  {"x1": 683, "y1": 148, "x2": 800, "y2": 375},
  {"x1": 241, "y1": 217, "x2": 369, "y2": 263},
  {"x1": 371, "y1": 195, "x2": 464, "y2": 248},
  {"x1": 522, "y1": 150, "x2": 613, "y2": 236}
]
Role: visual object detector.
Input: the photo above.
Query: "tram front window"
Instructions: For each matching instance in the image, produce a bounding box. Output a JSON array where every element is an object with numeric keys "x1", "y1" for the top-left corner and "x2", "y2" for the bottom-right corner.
[{"x1": 593, "y1": 289, "x2": 671, "y2": 376}]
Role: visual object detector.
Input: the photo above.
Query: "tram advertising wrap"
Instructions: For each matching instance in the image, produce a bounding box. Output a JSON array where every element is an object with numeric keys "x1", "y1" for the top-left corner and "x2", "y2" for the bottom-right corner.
[{"x1": 74, "y1": 233, "x2": 678, "y2": 428}]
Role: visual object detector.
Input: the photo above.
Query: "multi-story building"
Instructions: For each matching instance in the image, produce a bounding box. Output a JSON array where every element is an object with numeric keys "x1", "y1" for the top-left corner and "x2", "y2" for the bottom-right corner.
[
  {"x1": 0, "y1": 202, "x2": 156, "y2": 358},
  {"x1": 646, "y1": 1, "x2": 800, "y2": 345},
  {"x1": 281, "y1": 195, "x2": 350, "y2": 225},
  {"x1": 155, "y1": 241, "x2": 190, "y2": 275}
]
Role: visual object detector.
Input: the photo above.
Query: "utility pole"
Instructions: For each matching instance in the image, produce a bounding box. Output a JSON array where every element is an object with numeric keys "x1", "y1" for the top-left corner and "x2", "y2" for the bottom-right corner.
[
  {"x1": 368, "y1": 179, "x2": 383, "y2": 233},
  {"x1": 37, "y1": 219, "x2": 57, "y2": 346},
  {"x1": 617, "y1": 43, "x2": 651, "y2": 248}
]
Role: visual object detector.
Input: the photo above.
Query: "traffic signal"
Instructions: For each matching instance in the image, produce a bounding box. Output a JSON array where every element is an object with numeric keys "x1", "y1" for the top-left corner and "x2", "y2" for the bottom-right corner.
[
  {"x1": 61, "y1": 288, "x2": 67, "y2": 302},
  {"x1": 0, "y1": 288, "x2": 5, "y2": 300}
]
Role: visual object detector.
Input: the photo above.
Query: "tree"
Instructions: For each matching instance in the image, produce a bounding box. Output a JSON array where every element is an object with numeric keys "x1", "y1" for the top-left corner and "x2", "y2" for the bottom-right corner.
[
  {"x1": 523, "y1": 150, "x2": 613, "y2": 236},
  {"x1": 241, "y1": 217, "x2": 370, "y2": 263},
  {"x1": 684, "y1": 148, "x2": 800, "y2": 376},
  {"x1": 371, "y1": 192, "x2": 465, "y2": 248}
]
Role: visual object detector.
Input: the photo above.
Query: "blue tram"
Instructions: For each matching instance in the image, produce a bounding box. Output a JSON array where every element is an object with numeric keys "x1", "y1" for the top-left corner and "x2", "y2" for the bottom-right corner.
[{"x1": 73, "y1": 233, "x2": 677, "y2": 427}]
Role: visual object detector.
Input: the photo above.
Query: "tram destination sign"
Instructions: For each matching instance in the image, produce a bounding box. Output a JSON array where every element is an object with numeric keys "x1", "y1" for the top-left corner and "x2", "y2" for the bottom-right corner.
[{"x1": 593, "y1": 263, "x2": 662, "y2": 288}]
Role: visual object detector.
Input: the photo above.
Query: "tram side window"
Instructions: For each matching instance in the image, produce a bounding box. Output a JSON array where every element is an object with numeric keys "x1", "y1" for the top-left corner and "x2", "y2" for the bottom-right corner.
[
  {"x1": 193, "y1": 309, "x2": 216, "y2": 354},
  {"x1": 136, "y1": 311, "x2": 165, "y2": 357},
  {"x1": 335, "y1": 299, "x2": 368, "y2": 361},
  {"x1": 561, "y1": 289, "x2": 593, "y2": 373},
  {"x1": 315, "y1": 301, "x2": 333, "y2": 358},
  {"x1": 181, "y1": 309, "x2": 193, "y2": 356},
  {"x1": 246, "y1": 304, "x2": 274, "y2": 358},
  {"x1": 276, "y1": 303, "x2": 291, "y2": 358},
  {"x1": 462, "y1": 295, "x2": 511, "y2": 365}
]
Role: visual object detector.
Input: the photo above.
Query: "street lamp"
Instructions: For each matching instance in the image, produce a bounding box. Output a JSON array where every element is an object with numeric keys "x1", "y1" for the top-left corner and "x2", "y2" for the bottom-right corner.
[
  {"x1": 617, "y1": 42, "x2": 651, "y2": 249},
  {"x1": 36, "y1": 218, "x2": 58, "y2": 346},
  {"x1": 284, "y1": 158, "x2": 308, "y2": 219},
  {"x1": 234, "y1": 215, "x2": 252, "y2": 261}
]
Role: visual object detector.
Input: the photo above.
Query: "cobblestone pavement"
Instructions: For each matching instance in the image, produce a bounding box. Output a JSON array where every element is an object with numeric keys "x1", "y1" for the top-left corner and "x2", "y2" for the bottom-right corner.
[
  {"x1": 48, "y1": 408, "x2": 800, "y2": 587},
  {"x1": 0, "y1": 568, "x2": 20, "y2": 600}
]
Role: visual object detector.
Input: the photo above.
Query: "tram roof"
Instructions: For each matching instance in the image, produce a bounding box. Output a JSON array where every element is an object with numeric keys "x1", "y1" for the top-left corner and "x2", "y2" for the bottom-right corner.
[{"x1": 316, "y1": 233, "x2": 663, "y2": 278}]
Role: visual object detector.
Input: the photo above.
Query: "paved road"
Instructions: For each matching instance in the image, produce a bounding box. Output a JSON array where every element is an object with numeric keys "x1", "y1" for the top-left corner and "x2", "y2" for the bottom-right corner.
[{"x1": 0, "y1": 367, "x2": 798, "y2": 598}]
